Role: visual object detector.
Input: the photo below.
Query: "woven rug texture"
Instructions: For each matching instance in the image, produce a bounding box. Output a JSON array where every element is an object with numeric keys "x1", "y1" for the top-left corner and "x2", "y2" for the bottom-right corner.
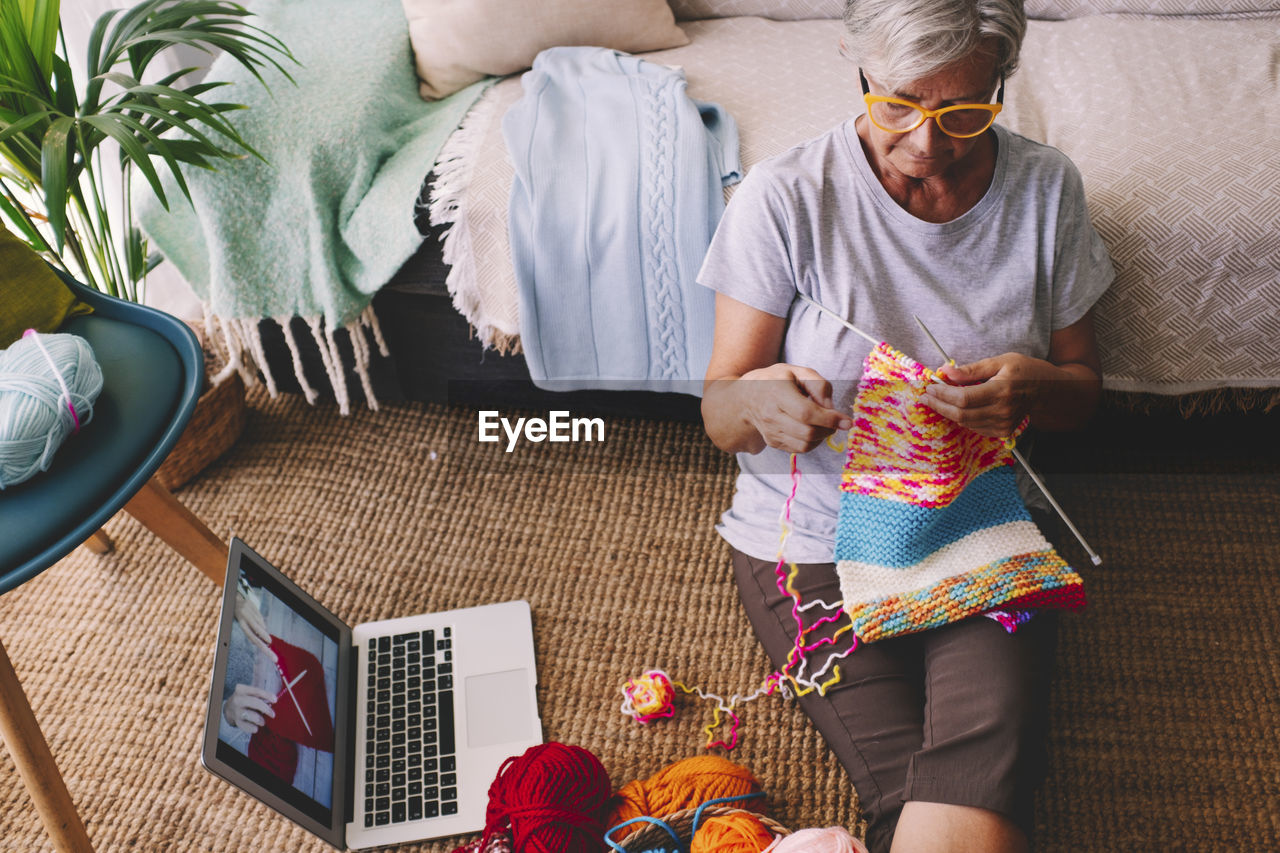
[{"x1": 0, "y1": 390, "x2": 1276, "y2": 851}]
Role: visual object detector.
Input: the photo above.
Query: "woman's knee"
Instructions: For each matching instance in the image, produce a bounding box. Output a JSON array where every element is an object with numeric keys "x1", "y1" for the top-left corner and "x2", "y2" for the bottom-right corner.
[{"x1": 890, "y1": 801, "x2": 1028, "y2": 853}]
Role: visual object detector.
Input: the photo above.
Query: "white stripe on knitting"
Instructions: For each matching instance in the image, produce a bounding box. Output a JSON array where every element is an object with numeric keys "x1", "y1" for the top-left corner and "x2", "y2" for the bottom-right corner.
[{"x1": 835, "y1": 520, "x2": 1052, "y2": 602}]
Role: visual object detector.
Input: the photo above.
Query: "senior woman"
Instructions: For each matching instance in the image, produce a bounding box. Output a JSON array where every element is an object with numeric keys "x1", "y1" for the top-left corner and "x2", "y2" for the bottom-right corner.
[{"x1": 698, "y1": 0, "x2": 1113, "y2": 850}]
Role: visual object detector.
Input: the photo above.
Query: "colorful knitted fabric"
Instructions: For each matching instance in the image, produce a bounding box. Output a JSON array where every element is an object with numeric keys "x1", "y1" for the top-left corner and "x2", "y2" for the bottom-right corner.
[{"x1": 835, "y1": 343, "x2": 1085, "y2": 643}]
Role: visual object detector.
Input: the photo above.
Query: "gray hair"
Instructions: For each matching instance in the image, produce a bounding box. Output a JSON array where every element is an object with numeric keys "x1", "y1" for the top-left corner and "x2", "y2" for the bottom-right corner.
[{"x1": 842, "y1": 0, "x2": 1026, "y2": 92}]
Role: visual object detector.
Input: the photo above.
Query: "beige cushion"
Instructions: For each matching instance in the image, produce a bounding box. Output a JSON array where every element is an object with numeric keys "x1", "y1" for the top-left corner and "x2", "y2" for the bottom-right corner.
[
  {"x1": 403, "y1": 0, "x2": 689, "y2": 100},
  {"x1": 667, "y1": 0, "x2": 843, "y2": 21}
]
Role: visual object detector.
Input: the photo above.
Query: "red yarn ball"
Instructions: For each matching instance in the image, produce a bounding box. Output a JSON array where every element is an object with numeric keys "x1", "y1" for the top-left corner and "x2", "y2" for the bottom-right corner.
[{"x1": 481, "y1": 742, "x2": 612, "y2": 853}]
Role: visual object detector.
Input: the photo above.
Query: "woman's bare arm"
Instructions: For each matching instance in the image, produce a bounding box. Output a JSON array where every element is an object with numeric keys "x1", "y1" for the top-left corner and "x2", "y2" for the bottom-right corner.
[{"x1": 702, "y1": 293, "x2": 851, "y2": 454}]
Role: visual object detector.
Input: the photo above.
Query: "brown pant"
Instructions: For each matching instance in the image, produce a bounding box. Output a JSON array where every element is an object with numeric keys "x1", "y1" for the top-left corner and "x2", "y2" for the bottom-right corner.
[{"x1": 731, "y1": 547, "x2": 1059, "y2": 853}]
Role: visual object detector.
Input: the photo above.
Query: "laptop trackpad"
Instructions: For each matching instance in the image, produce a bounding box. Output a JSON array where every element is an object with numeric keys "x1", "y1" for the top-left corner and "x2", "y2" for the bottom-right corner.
[{"x1": 465, "y1": 669, "x2": 534, "y2": 748}]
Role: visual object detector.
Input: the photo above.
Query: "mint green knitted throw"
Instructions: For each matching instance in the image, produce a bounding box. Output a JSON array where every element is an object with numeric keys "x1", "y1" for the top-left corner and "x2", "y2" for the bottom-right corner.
[{"x1": 137, "y1": 0, "x2": 487, "y2": 413}]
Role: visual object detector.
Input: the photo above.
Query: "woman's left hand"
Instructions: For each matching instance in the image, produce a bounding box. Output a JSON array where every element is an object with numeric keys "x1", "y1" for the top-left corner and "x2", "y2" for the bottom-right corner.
[{"x1": 922, "y1": 353, "x2": 1047, "y2": 438}]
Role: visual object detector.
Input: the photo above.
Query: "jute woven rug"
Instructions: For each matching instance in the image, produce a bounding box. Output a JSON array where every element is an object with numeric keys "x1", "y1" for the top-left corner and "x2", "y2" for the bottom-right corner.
[{"x1": 1, "y1": 391, "x2": 1276, "y2": 851}]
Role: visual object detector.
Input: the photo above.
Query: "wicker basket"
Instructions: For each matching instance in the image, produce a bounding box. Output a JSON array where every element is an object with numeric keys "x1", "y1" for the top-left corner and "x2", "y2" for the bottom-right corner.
[
  {"x1": 610, "y1": 805, "x2": 791, "y2": 852},
  {"x1": 155, "y1": 370, "x2": 247, "y2": 490}
]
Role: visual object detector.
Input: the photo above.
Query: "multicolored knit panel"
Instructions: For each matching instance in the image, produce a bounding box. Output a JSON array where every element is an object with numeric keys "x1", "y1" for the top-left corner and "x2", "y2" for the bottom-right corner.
[{"x1": 834, "y1": 343, "x2": 1085, "y2": 643}]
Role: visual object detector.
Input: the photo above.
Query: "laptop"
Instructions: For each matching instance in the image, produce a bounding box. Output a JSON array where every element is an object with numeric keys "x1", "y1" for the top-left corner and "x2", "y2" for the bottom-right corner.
[{"x1": 201, "y1": 537, "x2": 542, "y2": 849}]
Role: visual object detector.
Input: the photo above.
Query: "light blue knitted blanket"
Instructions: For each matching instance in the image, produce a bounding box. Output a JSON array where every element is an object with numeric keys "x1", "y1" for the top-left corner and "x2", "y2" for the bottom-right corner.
[
  {"x1": 502, "y1": 47, "x2": 741, "y2": 395},
  {"x1": 136, "y1": 0, "x2": 487, "y2": 412}
]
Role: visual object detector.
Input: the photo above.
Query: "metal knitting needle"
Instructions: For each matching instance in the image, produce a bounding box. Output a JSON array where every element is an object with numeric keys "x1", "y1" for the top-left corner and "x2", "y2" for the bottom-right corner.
[
  {"x1": 913, "y1": 315, "x2": 1103, "y2": 566},
  {"x1": 797, "y1": 293, "x2": 880, "y2": 347},
  {"x1": 913, "y1": 315, "x2": 952, "y2": 368}
]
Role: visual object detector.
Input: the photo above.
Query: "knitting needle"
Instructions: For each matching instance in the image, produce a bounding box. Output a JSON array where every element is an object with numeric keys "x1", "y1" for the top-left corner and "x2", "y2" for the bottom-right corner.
[
  {"x1": 275, "y1": 665, "x2": 313, "y2": 737},
  {"x1": 913, "y1": 315, "x2": 952, "y2": 368},
  {"x1": 912, "y1": 315, "x2": 1104, "y2": 567},
  {"x1": 796, "y1": 293, "x2": 880, "y2": 348},
  {"x1": 275, "y1": 668, "x2": 306, "y2": 702}
]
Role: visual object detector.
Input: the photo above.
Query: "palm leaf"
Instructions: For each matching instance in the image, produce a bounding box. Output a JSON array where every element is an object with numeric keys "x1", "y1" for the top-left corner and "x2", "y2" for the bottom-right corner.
[
  {"x1": 0, "y1": 109, "x2": 49, "y2": 148},
  {"x1": 0, "y1": 181, "x2": 56, "y2": 254},
  {"x1": 0, "y1": 3, "x2": 53, "y2": 106},
  {"x1": 19, "y1": 0, "x2": 61, "y2": 82},
  {"x1": 80, "y1": 112, "x2": 170, "y2": 209},
  {"x1": 0, "y1": 0, "x2": 296, "y2": 298},
  {"x1": 39, "y1": 113, "x2": 73, "y2": 249},
  {"x1": 96, "y1": 72, "x2": 243, "y2": 140},
  {"x1": 89, "y1": 1, "x2": 295, "y2": 107},
  {"x1": 140, "y1": 138, "x2": 218, "y2": 171}
]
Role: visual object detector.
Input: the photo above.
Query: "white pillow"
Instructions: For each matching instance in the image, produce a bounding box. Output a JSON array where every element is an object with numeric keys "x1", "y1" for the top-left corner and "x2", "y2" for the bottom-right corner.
[{"x1": 403, "y1": 0, "x2": 690, "y2": 100}]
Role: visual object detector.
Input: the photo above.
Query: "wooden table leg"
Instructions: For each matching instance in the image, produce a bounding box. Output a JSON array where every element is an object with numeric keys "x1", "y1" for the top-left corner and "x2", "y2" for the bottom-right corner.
[
  {"x1": 0, "y1": 635, "x2": 93, "y2": 852},
  {"x1": 123, "y1": 476, "x2": 227, "y2": 585},
  {"x1": 80, "y1": 530, "x2": 114, "y2": 556}
]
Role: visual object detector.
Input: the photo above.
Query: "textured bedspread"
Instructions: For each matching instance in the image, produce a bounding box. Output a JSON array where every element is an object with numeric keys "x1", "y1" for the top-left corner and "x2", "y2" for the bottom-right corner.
[
  {"x1": 434, "y1": 15, "x2": 1280, "y2": 396},
  {"x1": 1006, "y1": 16, "x2": 1280, "y2": 394}
]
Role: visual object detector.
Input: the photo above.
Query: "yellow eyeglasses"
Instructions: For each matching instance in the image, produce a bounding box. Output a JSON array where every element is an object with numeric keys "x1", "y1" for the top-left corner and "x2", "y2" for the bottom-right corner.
[{"x1": 860, "y1": 69, "x2": 1003, "y2": 139}]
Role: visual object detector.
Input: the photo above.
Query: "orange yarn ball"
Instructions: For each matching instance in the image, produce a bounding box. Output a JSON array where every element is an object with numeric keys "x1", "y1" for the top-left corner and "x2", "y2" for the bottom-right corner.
[
  {"x1": 690, "y1": 813, "x2": 776, "y2": 853},
  {"x1": 605, "y1": 755, "x2": 764, "y2": 841}
]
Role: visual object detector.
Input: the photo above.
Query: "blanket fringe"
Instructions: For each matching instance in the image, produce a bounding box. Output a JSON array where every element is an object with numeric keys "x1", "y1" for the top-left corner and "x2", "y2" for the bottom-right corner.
[
  {"x1": 425, "y1": 92, "x2": 491, "y2": 229},
  {"x1": 200, "y1": 304, "x2": 389, "y2": 416},
  {"x1": 277, "y1": 315, "x2": 319, "y2": 405},
  {"x1": 1104, "y1": 386, "x2": 1280, "y2": 416},
  {"x1": 427, "y1": 93, "x2": 522, "y2": 356}
]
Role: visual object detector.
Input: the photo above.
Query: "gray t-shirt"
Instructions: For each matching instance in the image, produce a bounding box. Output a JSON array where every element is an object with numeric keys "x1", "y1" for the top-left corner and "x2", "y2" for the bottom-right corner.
[{"x1": 698, "y1": 120, "x2": 1114, "y2": 563}]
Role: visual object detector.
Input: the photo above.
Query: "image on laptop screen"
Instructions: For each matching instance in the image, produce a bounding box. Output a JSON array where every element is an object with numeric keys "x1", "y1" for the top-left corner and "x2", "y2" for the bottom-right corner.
[{"x1": 215, "y1": 558, "x2": 340, "y2": 828}]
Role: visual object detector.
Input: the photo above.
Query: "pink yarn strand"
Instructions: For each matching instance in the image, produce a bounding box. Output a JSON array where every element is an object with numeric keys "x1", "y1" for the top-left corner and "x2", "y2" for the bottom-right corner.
[{"x1": 23, "y1": 329, "x2": 80, "y2": 433}]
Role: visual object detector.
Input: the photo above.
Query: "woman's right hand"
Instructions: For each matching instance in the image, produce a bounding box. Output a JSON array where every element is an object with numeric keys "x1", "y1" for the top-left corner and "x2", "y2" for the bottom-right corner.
[
  {"x1": 234, "y1": 590, "x2": 275, "y2": 661},
  {"x1": 733, "y1": 362, "x2": 852, "y2": 454},
  {"x1": 702, "y1": 293, "x2": 852, "y2": 455},
  {"x1": 224, "y1": 684, "x2": 277, "y2": 734}
]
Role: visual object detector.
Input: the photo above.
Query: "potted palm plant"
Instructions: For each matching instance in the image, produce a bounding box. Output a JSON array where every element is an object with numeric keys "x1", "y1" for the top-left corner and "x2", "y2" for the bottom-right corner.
[{"x1": 0, "y1": 0, "x2": 294, "y2": 487}]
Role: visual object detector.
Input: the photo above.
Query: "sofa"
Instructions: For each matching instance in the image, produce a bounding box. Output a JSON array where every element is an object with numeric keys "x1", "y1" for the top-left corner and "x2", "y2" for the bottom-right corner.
[{"x1": 252, "y1": 0, "x2": 1280, "y2": 419}]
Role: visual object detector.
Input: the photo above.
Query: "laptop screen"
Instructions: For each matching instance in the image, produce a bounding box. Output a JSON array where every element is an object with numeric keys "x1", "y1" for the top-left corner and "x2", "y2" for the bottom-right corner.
[{"x1": 203, "y1": 539, "x2": 352, "y2": 848}]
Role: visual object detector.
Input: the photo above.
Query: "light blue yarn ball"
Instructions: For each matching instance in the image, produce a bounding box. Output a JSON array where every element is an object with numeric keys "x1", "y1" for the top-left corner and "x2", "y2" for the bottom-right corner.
[{"x1": 0, "y1": 331, "x2": 103, "y2": 489}]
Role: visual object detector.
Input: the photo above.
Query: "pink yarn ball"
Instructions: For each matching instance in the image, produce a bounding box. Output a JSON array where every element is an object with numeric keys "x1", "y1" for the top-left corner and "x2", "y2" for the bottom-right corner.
[{"x1": 768, "y1": 826, "x2": 869, "y2": 853}]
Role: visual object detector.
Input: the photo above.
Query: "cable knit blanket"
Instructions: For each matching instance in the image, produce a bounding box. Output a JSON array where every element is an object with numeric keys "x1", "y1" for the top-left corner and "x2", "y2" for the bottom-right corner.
[
  {"x1": 136, "y1": 0, "x2": 487, "y2": 414},
  {"x1": 499, "y1": 47, "x2": 740, "y2": 392}
]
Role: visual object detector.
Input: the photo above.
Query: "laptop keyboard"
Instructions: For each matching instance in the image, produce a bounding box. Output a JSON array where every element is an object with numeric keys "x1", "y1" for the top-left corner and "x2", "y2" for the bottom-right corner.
[{"x1": 362, "y1": 628, "x2": 457, "y2": 827}]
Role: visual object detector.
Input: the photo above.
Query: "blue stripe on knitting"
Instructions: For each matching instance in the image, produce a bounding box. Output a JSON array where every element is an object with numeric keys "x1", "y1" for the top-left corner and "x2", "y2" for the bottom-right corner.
[{"x1": 834, "y1": 466, "x2": 1031, "y2": 567}]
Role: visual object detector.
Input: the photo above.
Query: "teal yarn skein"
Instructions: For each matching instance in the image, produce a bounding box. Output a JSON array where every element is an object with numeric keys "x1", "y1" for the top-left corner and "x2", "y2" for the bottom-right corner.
[{"x1": 0, "y1": 331, "x2": 103, "y2": 488}]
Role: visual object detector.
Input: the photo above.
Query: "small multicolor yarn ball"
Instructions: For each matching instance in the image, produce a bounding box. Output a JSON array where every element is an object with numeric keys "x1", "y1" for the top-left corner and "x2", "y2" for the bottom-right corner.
[
  {"x1": 689, "y1": 812, "x2": 776, "y2": 853},
  {"x1": 452, "y1": 831, "x2": 513, "y2": 853},
  {"x1": 769, "y1": 826, "x2": 869, "y2": 852},
  {"x1": 606, "y1": 755, "x2": 764, "y2": 841},
  {"x1": 468, "y1": 742, "x2": 612, "y2": 853},
  {"x1": 622, "y1": 670, "x2": 676, "y2": 722}
]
